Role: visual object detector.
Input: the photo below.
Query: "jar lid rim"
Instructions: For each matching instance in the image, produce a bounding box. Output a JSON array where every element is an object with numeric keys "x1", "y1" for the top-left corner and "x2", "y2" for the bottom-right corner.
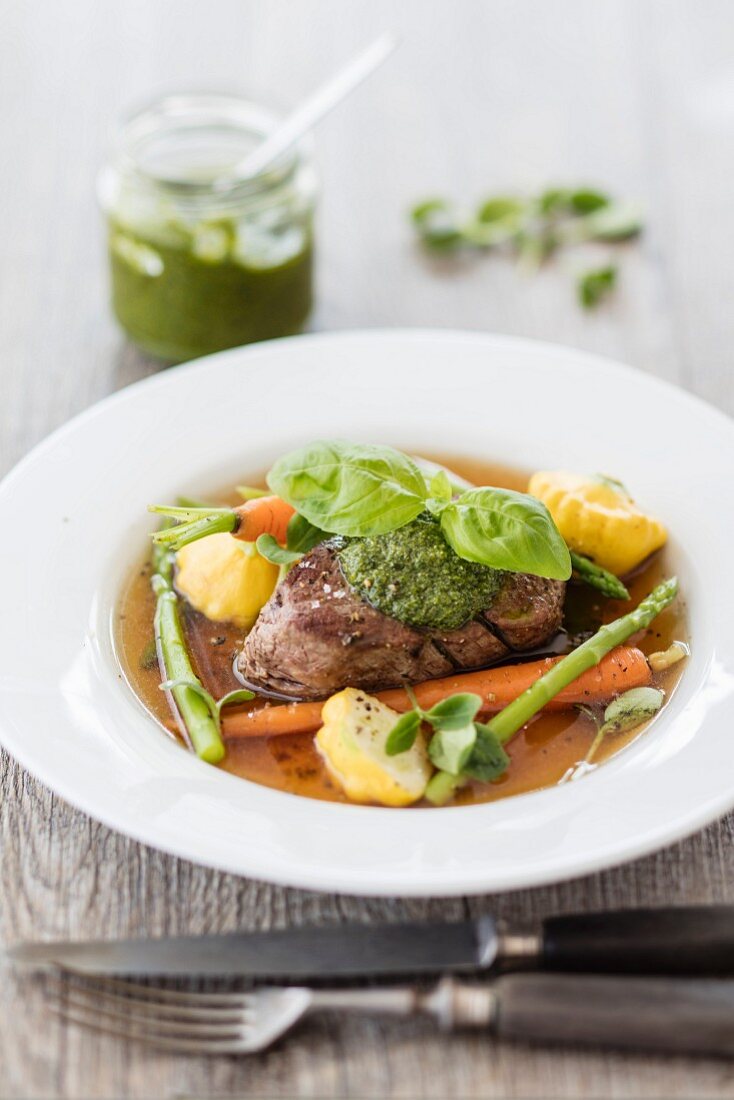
[{"x1": 115, "y1": 92, "x2": 308, "y2": 196}]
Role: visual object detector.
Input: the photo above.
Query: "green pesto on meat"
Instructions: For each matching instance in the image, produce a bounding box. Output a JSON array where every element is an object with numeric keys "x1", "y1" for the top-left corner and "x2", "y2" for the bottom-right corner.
[{"x1": 336, "y1": 515, "x2": 504, "y2": 632}]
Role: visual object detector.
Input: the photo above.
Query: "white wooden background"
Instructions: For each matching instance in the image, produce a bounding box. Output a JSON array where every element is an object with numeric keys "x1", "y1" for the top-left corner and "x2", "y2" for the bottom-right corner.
[{"x1": 2, "y1": 1, "x2": 734, "y2": 1096}]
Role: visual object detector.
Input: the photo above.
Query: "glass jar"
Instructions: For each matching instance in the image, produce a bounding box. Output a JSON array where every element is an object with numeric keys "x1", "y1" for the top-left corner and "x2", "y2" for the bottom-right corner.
[{"x1": 98, "y1": 94, "x2": 317, "y2": 362}]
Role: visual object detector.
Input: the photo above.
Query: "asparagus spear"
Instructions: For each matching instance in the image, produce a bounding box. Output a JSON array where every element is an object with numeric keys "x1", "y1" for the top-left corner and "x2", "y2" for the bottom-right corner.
[
  {"x1": 427, "y1": 577, "x2": 678, "y2": 804},
  {"x1": 570, "y1": 551, "x2": 629, "y2": 600},
  {"x1": 151, "y1": 541, "x2": 225, "y2": 764}
]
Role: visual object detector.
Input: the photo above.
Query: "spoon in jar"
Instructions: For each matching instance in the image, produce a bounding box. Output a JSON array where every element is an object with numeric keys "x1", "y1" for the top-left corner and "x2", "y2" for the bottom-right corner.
[{"x1": 219, "y1": 31, "x2": 398, "y2": 185}]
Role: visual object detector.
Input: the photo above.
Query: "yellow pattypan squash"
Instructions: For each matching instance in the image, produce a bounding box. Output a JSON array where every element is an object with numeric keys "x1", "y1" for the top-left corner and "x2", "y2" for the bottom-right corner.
[
  {"x1": 316, "y1": 688, "x2": 432, "y2": 807},
  {"x1": 528, "y1": 471, "x2": 667, "y2": 576},
  {"x1": 175, "y1": 533, "x2": 278, "y2": 628}
]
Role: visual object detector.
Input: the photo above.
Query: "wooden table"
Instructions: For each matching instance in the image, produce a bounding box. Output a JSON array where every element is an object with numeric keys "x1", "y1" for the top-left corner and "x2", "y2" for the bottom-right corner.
[{"x1": 2, "y1": 1, "x2": 733, "y2": 1096}]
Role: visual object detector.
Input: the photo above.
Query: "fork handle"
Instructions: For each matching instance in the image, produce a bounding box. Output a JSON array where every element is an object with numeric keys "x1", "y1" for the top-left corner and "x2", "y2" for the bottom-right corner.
[{"x1": 491, "y1": 974, "x2": 734, "y2": 1057}]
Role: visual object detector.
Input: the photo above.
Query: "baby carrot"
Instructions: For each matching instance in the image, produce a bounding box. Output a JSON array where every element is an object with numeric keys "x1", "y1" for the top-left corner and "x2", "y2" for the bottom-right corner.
[
  {"x1": 221, "y1": 645, "x2": 651, "y2": 741},
  {"x1": 150, "y1": 495, "x2": 295, "y2": 552},
  {"x1": 233, "y1": 495, "x2": 295, "y2": 545}
]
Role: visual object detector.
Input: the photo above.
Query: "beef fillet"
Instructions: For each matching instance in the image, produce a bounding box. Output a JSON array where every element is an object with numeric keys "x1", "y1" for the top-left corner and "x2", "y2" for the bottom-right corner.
[{"x1": 238, "y1": 544, "x2": 565, "y2": 700}]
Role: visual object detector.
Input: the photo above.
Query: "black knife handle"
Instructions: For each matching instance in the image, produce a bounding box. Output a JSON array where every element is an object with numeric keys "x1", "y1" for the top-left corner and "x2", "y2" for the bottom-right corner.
[
  {"x1": 541, "y1": 907, "x2": 734, "y2": 974},
  {"x1": 494, "y1": 974, "x2": 734, "y2": 1057}
]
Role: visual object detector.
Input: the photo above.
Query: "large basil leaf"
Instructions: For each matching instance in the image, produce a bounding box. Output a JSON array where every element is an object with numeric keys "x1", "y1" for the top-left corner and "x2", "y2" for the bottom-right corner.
[
  {"x1": 440, "y1": 487, "x2": 572, "y2": 580},
  {"x1": 267, "y1": 441, "x2": 428, "y2": 536}
]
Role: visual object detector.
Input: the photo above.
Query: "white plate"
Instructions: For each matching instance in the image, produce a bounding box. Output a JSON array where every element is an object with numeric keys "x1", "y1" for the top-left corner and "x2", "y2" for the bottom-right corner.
[{"x1": 0, "y1": 330, "x2": 732, "y2": 897}]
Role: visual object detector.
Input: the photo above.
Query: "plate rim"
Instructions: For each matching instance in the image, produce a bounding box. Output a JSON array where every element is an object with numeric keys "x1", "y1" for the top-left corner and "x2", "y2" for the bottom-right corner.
[{"x1": 0, "y1": 327, "x2": 732, "y2": 896}]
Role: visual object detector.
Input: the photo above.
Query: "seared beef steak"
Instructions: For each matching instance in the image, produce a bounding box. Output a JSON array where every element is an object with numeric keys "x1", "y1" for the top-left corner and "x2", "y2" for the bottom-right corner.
[{"x1": 239, "y1": 544, "x2": 565, "y2": 700}]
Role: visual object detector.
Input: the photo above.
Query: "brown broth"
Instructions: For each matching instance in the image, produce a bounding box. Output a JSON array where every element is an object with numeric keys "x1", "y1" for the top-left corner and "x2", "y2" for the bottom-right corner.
[{"x1": 116, "y1": 455, "x2": 688, "y2": 807}]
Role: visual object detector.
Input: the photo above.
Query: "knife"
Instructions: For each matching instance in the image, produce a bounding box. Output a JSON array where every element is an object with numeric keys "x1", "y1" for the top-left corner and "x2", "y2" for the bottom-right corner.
[{"x1": 9, "y1": 907, "x2": 734, "y2": 979}]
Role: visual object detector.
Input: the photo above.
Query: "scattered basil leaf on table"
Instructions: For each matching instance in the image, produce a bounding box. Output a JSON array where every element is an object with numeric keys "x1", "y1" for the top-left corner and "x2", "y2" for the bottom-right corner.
[
  {"x1": 411, "y1": 199, "x2": 463, "y2": 250},
  {"x1": 578, "y1": 265, "x2": 617, "y2": 309},
  {"x1": 409, "y1": 184, "x2": 642, "y2": 307},
  {"x1": 439, "y1": 487, "x2": 572, "y2": 579},
  {"x1": 268, "y1": 440, "x2": 428, "y2": 536}
]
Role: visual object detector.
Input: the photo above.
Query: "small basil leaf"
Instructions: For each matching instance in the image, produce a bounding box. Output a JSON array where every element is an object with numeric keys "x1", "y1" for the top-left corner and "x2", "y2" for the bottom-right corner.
[
  {"x1": 601, "y1": 687, "x2": 664, "y2": 735},
  {"x1": 569, "y1": 188, "x2": 610, "y2": 214},
  {"x1": 160, "y1": 678, "x2": 219, "y2": 723},
  {"x1": 428, "y1": 723, "x2": 477, "y2": 775},
  {"x1": 411, "y1": 199, "x2": 463, "y2": 249},
  {"x1": 385, "y1": 711, "x2": 422, "y2": 756},
  {"x1": 580, "y1": 202, "x2": 643, "y2": 242},
  {"x1": 463, "y1": 722, "x2": 510, "y2": 781},
  {"x1": 440, "y1": 487, "x2": 572, "y2": 580},
  {"x1": 425, "y1": 692, "x2": 482, "y2": 731},
  {"x1": 429, "y1": 469, "x2": 453, "y2": 503},
  {"x1": 256, "y1": 533, "x2": 304, "y2": 566},
  {"x1": 268, "y1": 440, "x2": 428, "y2": 537},
  {"x1": 286, "y1": 512, "x2": 326, "y2": 554},
  {"x1": 476, "y1": 196, "x2": 526, "y2": 224},
  {"x1": 537, "y1": 187, "x2": 572, "y2": 214},
  {"x1": 216, "y1": 689, "x2": 255, "y2": 715},
  {"x1": 578, "y1": 265, "x2": 617, "y2": 309},
  {"x1": 412, "y1": 457, "x2": 473, "y2": 495}
]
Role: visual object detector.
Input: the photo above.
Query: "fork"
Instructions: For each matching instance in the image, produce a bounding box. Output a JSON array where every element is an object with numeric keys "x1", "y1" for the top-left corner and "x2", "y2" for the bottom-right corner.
[{"x1": 49, "y1": 971, "x2": 734, "y2": 1056}]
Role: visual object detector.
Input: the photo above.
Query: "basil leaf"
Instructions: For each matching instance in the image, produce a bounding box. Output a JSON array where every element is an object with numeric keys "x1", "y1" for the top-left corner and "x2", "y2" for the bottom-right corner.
[
  {"x1": 476, "y1": 196, "x2": 526, "y2": 224},
  {"x1": 425, "y1": 692, "x2": 482, "y2": 731},
  {"x1": 268, "y1": 441, "x2": 428, "y2": 537},
  {"x1": 429, "y1": 469, "x2": 453, "y2": 503},
  {"x1": 256, "y1": 533, "x2": 304, "y2": 566},
  {"x1": 570, "y1": 188, "x2": 610, "y2": 214},
  {"x1": 160, "y1": 680, "x2": 255, "y2": 728},
  {"x1": 286, "y1": 512, "x2": 325, "y2": 553},
  {"x1": 463, "y1": 722, "x2": 510, "y2": 781},
  {"x1": 160, "y1": 678, "x2": 218, "y2": 723},
  {"x1": 601, "y1": 687, "x2": 663, "y2": 735},
  {"x1": 216, "y1": 689, "x2": 256, "y2": 713},
  {"x1": 440, "y1": 487, "x2": 572, "y2": 579},
  {"x1": 578, "y1": 265, "x2": 617, "y2": 309},
  {"x1": 385, "y1": 711, "x2": 422, "y2": 756},
  {"x1": 411, "y1": 199, "x2": 463, "y2": 249},
  {"x1": 428, "y1": 723, "x2": 477, "y2": 775}
]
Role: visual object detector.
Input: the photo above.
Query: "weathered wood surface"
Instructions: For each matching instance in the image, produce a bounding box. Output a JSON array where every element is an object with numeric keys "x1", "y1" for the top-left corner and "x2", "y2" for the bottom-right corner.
[{"x1": 1, "y1": 1, "x2": 733, "y2": 1095}]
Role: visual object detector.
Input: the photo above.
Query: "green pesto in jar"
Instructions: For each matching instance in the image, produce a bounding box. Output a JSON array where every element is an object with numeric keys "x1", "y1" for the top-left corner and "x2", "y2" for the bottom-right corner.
[
  {"x1": 337, "y1": 515, "x2": 504, "y2": 632},
  {"x1": 108, "y1": 219, "x2": 313, "y2": 362}
]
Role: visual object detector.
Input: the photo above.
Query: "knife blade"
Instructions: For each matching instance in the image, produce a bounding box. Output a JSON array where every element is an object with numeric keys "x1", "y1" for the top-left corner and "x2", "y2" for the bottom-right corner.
[
  {"x1": 9, "y1": 907, "x2": 734, "y2": 979},
  {"x1": 7, "y1": 918, "x2": 501, "y2": 978}
]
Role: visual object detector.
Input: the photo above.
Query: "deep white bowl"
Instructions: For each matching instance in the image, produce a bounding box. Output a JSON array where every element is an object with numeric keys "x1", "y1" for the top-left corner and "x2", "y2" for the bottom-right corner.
[{"x1": 0, "y1": 329, "x2": 731, "y2": 896}]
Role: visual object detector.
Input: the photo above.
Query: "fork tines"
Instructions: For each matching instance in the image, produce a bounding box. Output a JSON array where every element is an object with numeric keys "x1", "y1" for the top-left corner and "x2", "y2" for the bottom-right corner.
[{"x1": 49, "y1": 972, "x2": 258, "y2": 1055}]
